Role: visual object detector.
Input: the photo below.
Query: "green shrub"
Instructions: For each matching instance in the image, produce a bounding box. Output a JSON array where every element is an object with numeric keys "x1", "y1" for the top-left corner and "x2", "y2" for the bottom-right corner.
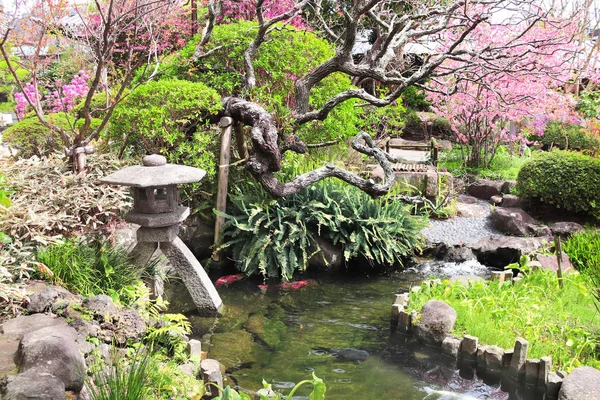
[
  {"x1": 539, "y1": 122, "x2": 600, "y2": 155},
  {"x1": 171, "y1": 21, "x2": 360, "y2": 144},
  {"x1": 107, "y1": 79, "x2": 222, "y2": 186},
  {"x1": 401, "y1": 85, "x2": 430, "y2": 110},
  {"x1": 517, "y1": 150, "x2": 600, "y2": 219},
  {"x1": 36, "y1": 237, "x2": 143, "y2": 297},
  {"x1": 219, "y1": 180, "x2": 425, "y2": 280},
  {"x1": 432, "y1": 117, "x2": 452, "y2": 137},
  {"x1": 357, "y1": 102, "x2": 405, "y2": 139},
  {"x1": 4, "y1": 113, "x2": 101, "y2": 157},
  {"x1": 440, "y1": 144, "x2": 531, "y2": 180},
  {"x1": 408, "y1": 271, "x2": 600, "y2": 371}
]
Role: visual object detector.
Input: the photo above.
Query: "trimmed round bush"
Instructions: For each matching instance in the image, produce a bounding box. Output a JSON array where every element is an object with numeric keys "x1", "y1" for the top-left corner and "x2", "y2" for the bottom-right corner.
[
  {"x1": 517, "y1": 150, "x2": 600, "y2": 219},
  {"x1": 539, "y1": 122, "x2": 600, "y2": 155},
  {"x1": 106, "y1": 79, "x2": 223, "y2": 183}
]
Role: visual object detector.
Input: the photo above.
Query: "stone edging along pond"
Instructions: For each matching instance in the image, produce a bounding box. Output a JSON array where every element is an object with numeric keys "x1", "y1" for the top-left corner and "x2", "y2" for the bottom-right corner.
[{"x1": 390, "y1": 278, "x2": 568, "y2": 400}]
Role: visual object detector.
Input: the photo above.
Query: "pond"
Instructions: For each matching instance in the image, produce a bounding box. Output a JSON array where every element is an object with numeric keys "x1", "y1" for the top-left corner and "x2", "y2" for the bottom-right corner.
[{"x1": 169, "y1": 261, "x2": 540, "y2": 400}]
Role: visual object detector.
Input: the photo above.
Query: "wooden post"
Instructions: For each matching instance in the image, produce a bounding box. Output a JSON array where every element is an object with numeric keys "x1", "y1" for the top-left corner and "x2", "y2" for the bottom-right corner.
[
  {"x1": 213, "y1": 117, "x2": 233, "y2": 261},
  {"x1": 554, "y1": 235, "x2": 564, "y2": 289},
  {"x1": 234, "y1": 122, "x2": 248, "y2": 160}
]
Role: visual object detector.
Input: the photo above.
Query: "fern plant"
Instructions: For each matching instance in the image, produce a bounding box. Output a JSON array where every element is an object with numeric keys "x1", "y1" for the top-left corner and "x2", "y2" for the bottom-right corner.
[{"x1": 219, "y1": 180, "x2": 426, "y2": 281}]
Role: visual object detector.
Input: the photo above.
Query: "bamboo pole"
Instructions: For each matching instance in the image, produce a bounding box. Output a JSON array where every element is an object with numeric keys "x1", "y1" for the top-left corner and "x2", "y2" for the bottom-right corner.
[
  {"x1": 213, "y1": 117, "x2": 233, "y2": 261},
  {"x1": 555, "y1": 235, "x2": 564, "y2": 289}
]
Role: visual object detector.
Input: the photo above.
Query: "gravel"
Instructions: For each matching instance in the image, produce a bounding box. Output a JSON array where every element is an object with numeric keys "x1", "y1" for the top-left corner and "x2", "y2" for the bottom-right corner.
[{"x1": 421, "y1": 199, "x2": 504, "y2": 245}]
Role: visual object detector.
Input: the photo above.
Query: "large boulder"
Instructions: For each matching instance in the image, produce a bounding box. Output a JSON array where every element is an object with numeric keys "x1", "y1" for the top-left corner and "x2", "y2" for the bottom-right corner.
[
  {"x1": 470, "y1": 236, "x2": 551, "y2": 268},
  {"x1": 2, "y1": 369, "x2": 66, "y2": 400},
  {"x1": 83, "y1": 295, "x2": 119, "y2": 320},
  {"x1": 455, "y1": 202, "x2": 486, "y2": 218},
  {"x1": 1, "y1": 314, "x2": 68, "y2": 339},
  {"x1": 443, "y1": 246, "x2": 476, "y2": 263},
  {"x1": 18, "y1": 325, "x2": 86, "y2": 392},
  {"x1": 468, "y1": 179, "x2": 503, "y2": 200},
  {"x1": 490, "y1": 207, "x2": 550, "y2": 237},
  {"x1": 549, "y1": 222, "x2": 585, "y2": 239},
  {"x1": 26, "y1": 283, "x2": 76, "y2": 313},
  {"x1": 413, "y1": 300, "x2": 457, "y2": 346},
  {"x1": 558, "y1": 366, "x2": 600, "y2": 400},
  {"x1": 534, "y1": 252, "x2": 574, "y2": 275},
  {"x1": 500, "y1": 194, "x2": 524, "y2": 209}
]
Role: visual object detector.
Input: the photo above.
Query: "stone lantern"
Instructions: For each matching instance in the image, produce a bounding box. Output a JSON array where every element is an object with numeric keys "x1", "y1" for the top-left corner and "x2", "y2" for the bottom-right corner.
[{"x1": 101, "y1": 154, "x2": 222, "y2": 316}]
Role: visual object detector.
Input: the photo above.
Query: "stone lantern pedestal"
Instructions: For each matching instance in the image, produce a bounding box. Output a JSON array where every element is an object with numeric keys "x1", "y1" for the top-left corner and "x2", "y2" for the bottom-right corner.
[{"x1": 101, "y1": 154, "x2": 223, "y2": 316}]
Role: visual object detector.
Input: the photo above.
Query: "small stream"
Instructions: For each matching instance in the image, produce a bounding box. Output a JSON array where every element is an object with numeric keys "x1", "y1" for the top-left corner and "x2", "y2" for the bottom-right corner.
[{"x1": 169, "y1": 260, "x2": 540, "y2": 400}]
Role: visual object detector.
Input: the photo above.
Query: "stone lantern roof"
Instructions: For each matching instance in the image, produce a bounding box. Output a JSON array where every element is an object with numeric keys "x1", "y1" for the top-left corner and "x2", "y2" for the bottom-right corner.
[{"x1": 100, "y1": 154, "x2": 206, "y2": 188}]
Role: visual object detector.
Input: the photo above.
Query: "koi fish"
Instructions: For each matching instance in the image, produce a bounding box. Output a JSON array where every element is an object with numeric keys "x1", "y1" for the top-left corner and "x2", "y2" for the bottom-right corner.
[{"x1": 214, "y1": 273, "x2": 246, "y2": 287}]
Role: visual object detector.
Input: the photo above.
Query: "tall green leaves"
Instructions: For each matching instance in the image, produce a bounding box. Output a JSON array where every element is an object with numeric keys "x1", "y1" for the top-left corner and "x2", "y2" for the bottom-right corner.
[{"x1": 219, "y1": 181, "x2": 426, "y2": 281}]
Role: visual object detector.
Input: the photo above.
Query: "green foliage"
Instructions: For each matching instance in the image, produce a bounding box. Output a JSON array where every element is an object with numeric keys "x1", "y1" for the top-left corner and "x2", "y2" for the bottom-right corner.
[
  {"x1": 538, "y1": 122, "x2": 600, "y2": 155},
  {"x1": 172, "y1": 22, "x2": 360, "y2": 143},
  {"x1": 564, "y1": 230, "x2": 600, "y2": 274},
  {"x1": 401, "y1": 109, "x2": 423, "y2": 134},
  {"x1": 357, "y1": 102, "x2": 405, "y2": 139},
  {"x1": 408, "y1": 270, "x2": 600, "y2": 371},
  {"x1": 87, "y1": 352, "x2": 154, "y2": 400},
  {"x1": 107, "y1": 79, "x2": 222, "y2": 185},
  {"x1": 517, "y1": 150, "x2": 600, "y2": 219},
  {"x1": 440, "y1": 144, "x2": 531, "y2": 180},
  {"x1": 401, "y1": 86, "x2": 430, "y2": 110},
  {"x1": 219, "y1": 180, "x2": 425, "y2": 281},
  {"x1": 577, "y1": 90, "x2": 600, "y2": 119},
  {"x1": 432, "y1": 117, "x2": 452, "y2": 137},
  {"x1": 213, "y1": 374, "x2": 326, "y2": 400},
  {"x1": 36, "y1": 237, "x2": 144, "y2": 297},
  {"x1": 3, "y1": 113, "x2": 102, "y2": 157}
]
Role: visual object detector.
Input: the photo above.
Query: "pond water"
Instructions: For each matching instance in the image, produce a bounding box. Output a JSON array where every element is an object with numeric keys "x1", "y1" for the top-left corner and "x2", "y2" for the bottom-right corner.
[{"x1": 171, "y1": 261, "x2": 540, "y2": 400}]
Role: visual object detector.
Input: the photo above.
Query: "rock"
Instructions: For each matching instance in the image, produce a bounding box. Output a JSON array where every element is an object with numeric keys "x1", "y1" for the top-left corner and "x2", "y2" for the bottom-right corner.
[
  {"x1": 477, "y1": 345, "x2": 489, "y2": 367},
  {"x1": 547, "y1": 372, "x2": 564, "y2": 400},
  {"x1": 501, "y1": 180, "x2": 517, "y2": 194},
  {"x1": 333, "y1": 348, "x2": 369, "y2": 362},
  {"x1": 457, "y1": 195, "x2": 479, "y2": 204},
  {"x1": 539, "y1": 356, "x2": 552, "y2": 389},
  {"x1": 550, "y1": 222, "x2": 584, "y2": 239},
  {"x1": 441, "y1": 336, "x2": 461, "y2": 358},
  {"x1": 308, "y1": 236, "x2": 343, "y2": 270},
  {"x1": 3, "y1": 369, "x2": 66, "y2": 400},
  {"x1": 558, "y1": 366, "x2": 600, "y2": 400},
  {"x1": 468, "y1": 179, "x2": 503, "y2": 200},
  {"x1": 186, "y1": 220, "x2": 215, "y2": 261},
  {"x1": 490, "y1": 195, "x2": 503, "y2": 206},
  {"x1": 397, "y1": 310, "x2": 411, "y2": 333},
  {"x1": 484, "y1": 346, "x2": 504, "y2": 371},
  {"x1": 114, "y1": 308, "x2": 146, "y2": 344},
  {"x1": 443, "y1": 246, "x2": 476, "y2": 263},
  {"x1": 83, "y1": 295, "x2": 119, "y2": 320},
  {"x1": 178, "y1": 362, "x2": 197, "y2": 377},
  {"x1": 534, "y1": 253, "x2": 574, "y2": 275},
  {"x1": 490, "y1": 207, "x2": 546, "y2": 237},
  {"x1": 525, "y1": 359, "x2": 541, "y2": 385},
  {"x1": 1, "y1": 314, "x2": 68, "y2": 339},
  {"x1": 0, "y1": 336, "x2": 19, "y2": 375},
  {"x1": 413, "y1": 300, "x2": 457, "y2": 346},
  {"x1": 70, "y1": 317, "x2": 100, "y2": 338},
  {"x1": 455, "y1": 202, "x2": 486, "y2": 218},
  {"x1": 201, "y1": 359, "x2": 223, "y2": 399},
  {"x1": 26, "y1": 283, "x2": 75, "y2": 313},
  {"x1": 470, "y1": 236, "x2": 551, "y2": 268},
  {"x1": 501, "y1": 194, "x2": 524, "y2": 208},
  {"x1": 19, "y1": 325, "x2": 86, "y2": 392},
  {"x1": 508, "y1": 337, "x2": 529, "y2": 379},
  {"x1": 187, "y1": 339, "x2": 202, "y2": 359},
  {"x1": 459, "y1": 335, "x2": 478, "y2": 359}
]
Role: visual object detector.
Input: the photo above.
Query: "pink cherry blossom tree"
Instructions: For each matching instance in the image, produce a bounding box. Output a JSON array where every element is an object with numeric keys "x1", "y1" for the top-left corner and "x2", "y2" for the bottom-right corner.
[
  {"x1": 426, "y1": 13, "x2": 581, "y2": 167},
  {"x1": 1, "y1": 0, "x2": 189, "y2": 171}
]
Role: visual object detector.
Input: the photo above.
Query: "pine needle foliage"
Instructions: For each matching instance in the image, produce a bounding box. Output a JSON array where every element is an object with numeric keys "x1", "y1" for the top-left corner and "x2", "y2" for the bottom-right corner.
[{"x1": 219, "y1": 181, "x2": 426, "y2": 281}]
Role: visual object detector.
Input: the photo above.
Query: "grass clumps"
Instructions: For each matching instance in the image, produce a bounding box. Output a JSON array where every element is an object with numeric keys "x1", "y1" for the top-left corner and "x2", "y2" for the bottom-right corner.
[
  {"x1": 407, "y1": 270, "x2": 600, "y2": 371},
  {"x1": 439, "y1": 145, "x2": 531, "y2": 181},
  {"x1": 36, "y1": 237, "x2": 143, "y2": 298}
]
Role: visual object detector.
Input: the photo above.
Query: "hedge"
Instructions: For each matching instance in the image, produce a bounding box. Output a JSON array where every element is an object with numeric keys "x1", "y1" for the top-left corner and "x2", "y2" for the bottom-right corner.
[
  {"x1": 517, "y1": 150, "x2": 600, "y2": 219},
  {"x1": 539, "y1": 122, "x2": 600, "y2": 155}
]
